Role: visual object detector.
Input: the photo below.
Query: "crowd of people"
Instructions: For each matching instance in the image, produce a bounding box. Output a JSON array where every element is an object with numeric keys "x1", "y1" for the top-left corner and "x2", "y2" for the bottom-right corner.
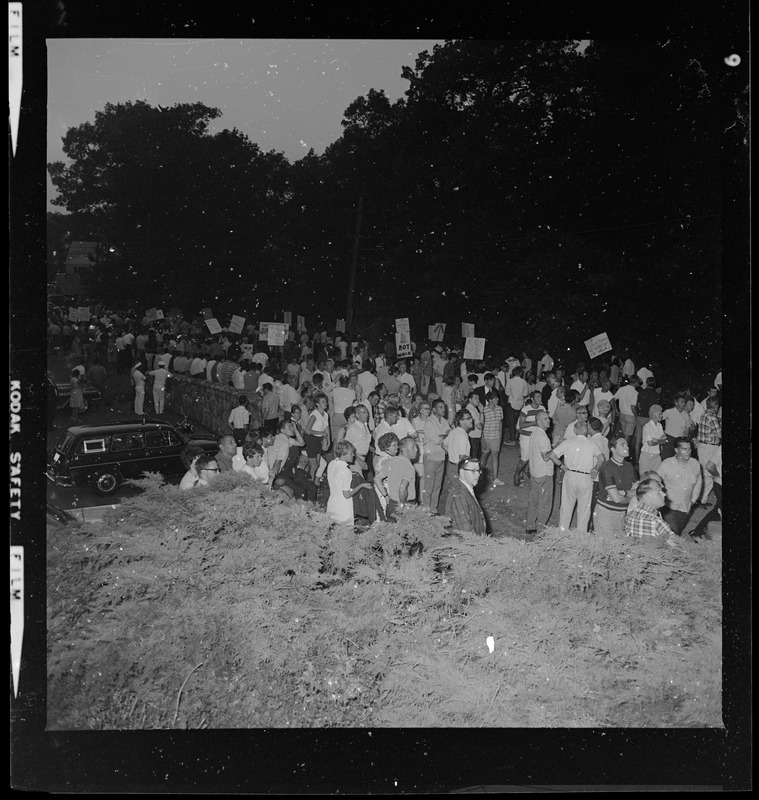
[{"x1": 48, "y1": 305, "x2": 722, "y2": 541}]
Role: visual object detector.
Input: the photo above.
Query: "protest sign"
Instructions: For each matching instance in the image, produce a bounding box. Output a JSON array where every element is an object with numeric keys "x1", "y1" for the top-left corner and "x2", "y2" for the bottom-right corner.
[
  {"x1": 283, "y1": 311, "x2": 292, "y2": 325},
  {"x1": 204, "y1": 318, "x2": 222, "y2": 334},
  {"x1": 395, "y1": 317, "x2": 410, "y2": 334},
  {"x1": 584, "y1": 332, "x2": 613, "y2": 359},
  {"x1": 463, "y1": 337, "x2": 486, "y2": 361},
  {"x1": 297, "y1": 315, "x2": 306, "y2": 331},
  {"x1": 68, "y1": 307, "x2": 78, "y2": 322},
  {"x1": 145, "y1": 308, "x2": 157, "y2": 322},
  {"x1": 258, "y1": 322, "x2": 269, "y2": 341},
  {"x1": 78, "y1": 306, "x2": 91, "y2": 322},
  {"x1": 461, "y1": 322, "x2": 475, "y2": 338},
  {"x1": 228, "y1": 314, "x2": 246, "y2": 335},
  {"x1": 395, "y1": 330, "x2": 412, "y2": 358},
  {"x1": 267, "y1": 323, "x2": 286, "y2": 347},
  {"x1": 155, "y1": 309, "x2": 164, "y2": 320},
  {"x1": 335, "y1": 319, "x2": 346, "y2": 332},
  {"x1": 428, "y1": 323, "x2": 446, "y2": 342},
  {"x1": 202, "y1": 308, "x2": 213, "y2": 320}
]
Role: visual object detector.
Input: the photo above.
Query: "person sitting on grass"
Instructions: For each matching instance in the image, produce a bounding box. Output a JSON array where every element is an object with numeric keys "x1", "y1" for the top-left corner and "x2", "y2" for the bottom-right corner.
[
  {"x1": 240, "y1": 439, "x2": 269, "y2": 485},
  {"x1": 624, "y1": 477, "x2": 679, "y2": 547}
]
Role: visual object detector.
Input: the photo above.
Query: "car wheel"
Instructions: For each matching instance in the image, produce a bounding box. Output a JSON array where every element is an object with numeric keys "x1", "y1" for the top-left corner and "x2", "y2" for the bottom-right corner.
[{"x1": 92, "y1": 470, "x2": 121, "y2": 496}]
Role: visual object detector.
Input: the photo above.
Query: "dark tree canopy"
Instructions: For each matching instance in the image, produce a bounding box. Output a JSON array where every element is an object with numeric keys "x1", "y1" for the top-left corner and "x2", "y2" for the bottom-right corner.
[{"x1": 48, "y1": 40, "x2": 723, "y2": 373}]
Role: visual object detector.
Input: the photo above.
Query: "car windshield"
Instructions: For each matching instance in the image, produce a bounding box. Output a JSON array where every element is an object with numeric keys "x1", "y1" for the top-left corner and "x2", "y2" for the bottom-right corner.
[{"x1": 58, "y1": 432, "x2": 76, "y2": 455}]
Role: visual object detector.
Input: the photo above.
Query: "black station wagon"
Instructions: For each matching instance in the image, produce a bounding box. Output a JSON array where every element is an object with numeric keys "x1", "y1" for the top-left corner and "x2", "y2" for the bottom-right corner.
[{"x1": 47, "y1": 418, "x2": 218, "y2": 496}]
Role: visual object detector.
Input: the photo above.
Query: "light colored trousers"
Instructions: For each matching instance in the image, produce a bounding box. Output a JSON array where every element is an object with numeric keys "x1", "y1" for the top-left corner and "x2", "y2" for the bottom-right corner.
[
  {"x1": 697, "y1": 443, "x2": 719, "y2": 504},
  {"x1": 559, "y1": 472, "x2": 593, "y2": 533},
  {"x1": 153, "y1": 386, "x2": 166, "y2": 414},
  {"x1": 423, "y1": 457, "x2": 445, "y2": 512},
  {"x1": 134, "y1": 386, "x2": 145, "y2": 414}
]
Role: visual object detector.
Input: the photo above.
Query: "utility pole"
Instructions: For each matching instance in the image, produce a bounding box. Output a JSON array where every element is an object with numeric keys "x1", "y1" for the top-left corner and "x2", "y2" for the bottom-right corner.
[{"x1": 345, "y1": 195, "x2": 363, "y2": 336}]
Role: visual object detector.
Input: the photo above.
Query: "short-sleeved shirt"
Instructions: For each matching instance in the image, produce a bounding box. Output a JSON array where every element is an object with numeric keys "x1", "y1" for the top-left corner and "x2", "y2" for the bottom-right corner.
[
  {"x1": 661, "y1": 408, "x2": 690, "y2": 438},
  {"x1": 528, "y1": 426, "x2": 554, "y2": 478},
  {"x1": 657, "y1": 456, "x2": 702, "y2": 512},
  {"x1": 422, "y1": 415, "x2": 451, "y2": 461},
  {"x1": 614, "y1": 385, "x2": 638, "y2": 416},
  {"x1": 326, "y1": 459, "x2": 354, "y2": 523},
  {"x1": 385, "y1": 456, "x2": 417, "y2": 502},
  {"x1": 229, "y1": 406, "x2": 251, "y2": 429},
  {"x1": 596, "y1": 459, "x2": 637, "y2": 511},
  {"x1": 444, "y1": 426, "x2": 471, "y2": 465},
  {"x1": 570, "y1": 380, "x2": 590, "y2": 406},
  {"x1": 269, "y1": 433, "x2": 291, "y2": 468},
  {"x1": 552, "y1": 435, "x2": 603, "y2": 473},
  {"x1": 506, "y1": 376, "x2": 528, "y2": 410}
]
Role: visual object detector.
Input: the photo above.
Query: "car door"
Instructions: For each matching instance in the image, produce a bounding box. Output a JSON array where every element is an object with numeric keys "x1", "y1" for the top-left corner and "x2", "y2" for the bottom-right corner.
[
  {"x1": 108, "y1": 432, "x2": 147, "y2": 478},
  {"x1": 144, "y1": 429, "x2": 184, "y2": 476}
]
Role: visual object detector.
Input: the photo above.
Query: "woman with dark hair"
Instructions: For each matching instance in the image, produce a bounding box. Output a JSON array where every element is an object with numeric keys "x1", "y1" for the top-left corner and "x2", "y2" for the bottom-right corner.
[{"x1": 303, "y1": 392, "x2": 330, "y2": 481}]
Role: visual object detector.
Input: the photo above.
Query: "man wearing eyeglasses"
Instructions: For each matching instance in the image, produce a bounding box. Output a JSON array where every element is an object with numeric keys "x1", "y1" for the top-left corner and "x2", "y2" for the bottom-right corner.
[{"x1": 444, "y1": 457, "x2": 488, "y2": 535}]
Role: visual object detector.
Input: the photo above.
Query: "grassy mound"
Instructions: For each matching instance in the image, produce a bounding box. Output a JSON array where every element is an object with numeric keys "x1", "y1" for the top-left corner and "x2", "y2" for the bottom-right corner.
[{"x1": 48, "y1": 472, "x2": 722, "y2": 728}]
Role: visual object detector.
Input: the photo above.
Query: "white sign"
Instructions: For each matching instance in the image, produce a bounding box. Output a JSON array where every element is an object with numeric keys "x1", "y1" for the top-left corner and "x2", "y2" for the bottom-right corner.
[
  {"x1": 395, "y1": 317, "x2": 410, "y2": 334},
  {"x1": 584, "y1": 332, "x2": 613, "y2": 359},
  {"x1": 283, "y1": 311, "x2": 292, "y2": 325},
  {"x1": 68, "y1": 306, "x2": 78, "y2": 322},
  {"x1": 395, "y1": 331, "x2": 412, "y2": 358},
  {"x1": 202, "y1": 307, "x2": 213, "y2": 320},
  {"x1": 462, "y1": 322, "x2": 475, "y2": 338},
  {"x1": 204, "y1": 317, "x2": 222, "y2": 334},
  {"x1": 229, "y1": 314, "x2": 246, "y2": 334},
  {"x1": 145, "y1": 307, "x2": 157, "y2": 322},
  {"x1": 267, "y1": 322, "x2": 286, "y2": 346},
  {"x1": 428, "y1": 323, "x2": 446, "y2": 342},
  {"x1": 463, "y1": 337, "x2": 486, "y2": 361},
  {"x1": 297, "y1": 315, "x2": 306, "y2": 331},
  {"x1": 78, "y1": 306, "x2": 91, "y2": 322},
  {"x1": 155, "y1": 309, "x2": 164, "y2": 320},
  {"x1": 335, "y1": 318, "x2": 346, "y2": 332}
]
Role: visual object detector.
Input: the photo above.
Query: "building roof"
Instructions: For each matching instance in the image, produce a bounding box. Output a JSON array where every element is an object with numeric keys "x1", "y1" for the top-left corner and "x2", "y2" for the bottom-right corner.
[{"x1": 64, "y1": 241, "x2": 98, "y2": 268}]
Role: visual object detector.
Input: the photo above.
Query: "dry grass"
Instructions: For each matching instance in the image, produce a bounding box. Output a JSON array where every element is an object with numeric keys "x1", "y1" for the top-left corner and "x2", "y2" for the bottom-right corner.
[{"x1": 47, "y1": 472, "x2": 722, "y2": 729}]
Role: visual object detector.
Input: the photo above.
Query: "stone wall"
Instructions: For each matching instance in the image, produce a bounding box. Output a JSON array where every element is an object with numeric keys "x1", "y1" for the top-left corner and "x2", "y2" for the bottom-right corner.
[{"x1": 167, "y1": 375, "x2": 262, "y2": 436}]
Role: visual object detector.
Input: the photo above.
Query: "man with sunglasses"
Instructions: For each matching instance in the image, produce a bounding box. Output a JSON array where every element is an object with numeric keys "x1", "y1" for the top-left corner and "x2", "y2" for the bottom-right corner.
[{"x1": 444, "y1": 456, "x2": 488, "y2": 535}]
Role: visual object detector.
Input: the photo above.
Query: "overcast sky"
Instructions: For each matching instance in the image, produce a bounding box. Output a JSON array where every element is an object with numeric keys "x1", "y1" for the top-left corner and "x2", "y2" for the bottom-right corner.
[{"x1": 46, "y1": 38, "x2": 444, "y2": 210}]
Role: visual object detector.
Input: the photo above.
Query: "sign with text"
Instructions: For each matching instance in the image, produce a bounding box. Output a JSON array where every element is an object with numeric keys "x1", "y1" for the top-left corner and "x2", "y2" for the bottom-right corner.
[
  {"x1": 155, "y1": 309, "x2": 164, "y2": 320},
  {"x1": 395, "y1": 317, "x2": 410, "y2": 334},
  {"x1": 297, "y1": 315, "x2": 305, "y2": 331},
  {"x1": 204, "y1": 318, "x2": 222, "y2": 334},
  {"x1": 78, "y1": 306, "x2": 91, "y2": 322},
  {"x1": 463, "y1": 337, "x2": 486, "y2": 361},
  {"x1": 428, "y1": 323, "x2": 446, "y2": 342},
  {"x1": 68, "y1": 306, "x2": 78, "y2": 322},
  {"x1": 145, "y1": 308, "x2": 157, "y2": 322},
  {"x1": 283, "y1": 311, "x2": 292, "y2": 325},
  {"x1": 395, "y1": 331, "x2": 413, "y2": 358},
  {"x1": 267, "y1": 323, "x2": 286, "y2": 347},
  {"x1": 584, "y1": 332, "x2": 613, "y2": 359},
  {"x1": 335, "y1": 318, "x2": 346, "y2": 332},
  {"x1": 228, "y1": 314, "x2": 246, "y2": 335},
  {"x1": 461, "y1": 322, "x2": 475, "y2": 338},
  {"x1": 202, "y1": 307, "x2": 213, "y2": 320}
]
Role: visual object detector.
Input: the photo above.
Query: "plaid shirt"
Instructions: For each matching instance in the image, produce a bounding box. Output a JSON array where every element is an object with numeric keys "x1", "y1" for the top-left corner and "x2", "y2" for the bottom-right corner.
[
  {"x1": 697, "y1": 410, "x2": 721, "y2": 445},
  {"x1": 482, "y1": 404, "x2": 504, "y2": 439},
  {"x1": 624, "y1": 501, "x2": 674, "y2": 539},
  {"x1": 373, "y1": 398, "x2": 388, "y2": 428}
]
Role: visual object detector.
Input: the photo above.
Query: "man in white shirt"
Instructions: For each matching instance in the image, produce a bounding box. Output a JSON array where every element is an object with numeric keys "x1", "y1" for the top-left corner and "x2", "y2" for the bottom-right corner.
[
  {"x1": 505, "y1": 367, "x2": 528, "y2": 445},
  {"x1": 570, "y1": 369, "x2": 591, "y2": 407},
  {"x1": 622, "y1": 355, "x2": 636, "y2": 379},
  {"x1": 536, "y1": 347, "x2": 554, "y2": 381},
  {"x1": 357, "y1": 361, "x2": 379, "y2": 399},
  {"x1": 636, "y1": 363, "x2": 654, "y2": 385},
  {"x1": 252, "y1": 349, "x2": 269, "y2": 369},
  {"x1": 373, "y1": 406, "x2": 417, "y2": 446},
  {"x1": 525, "y1": 411, "x2": 554, "y2": 535},
  {"x1": 613, "y1": 375, "x2": 640, "y2": 449},
  {"x1": 345, "y1": 405, "x2": 373, "y2": 474},
  {"x1": 397, "y1": 359, "x2": 417, "y2": 393}
]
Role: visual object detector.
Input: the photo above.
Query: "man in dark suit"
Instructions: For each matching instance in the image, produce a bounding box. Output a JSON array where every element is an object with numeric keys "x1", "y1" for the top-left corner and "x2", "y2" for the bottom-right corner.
[
  {"x1": 473, "y1": 372, "x2": 502, "y2": 407},
  {"x1": 444, "y1": 457, "x2": 488, "y2": 535}
]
